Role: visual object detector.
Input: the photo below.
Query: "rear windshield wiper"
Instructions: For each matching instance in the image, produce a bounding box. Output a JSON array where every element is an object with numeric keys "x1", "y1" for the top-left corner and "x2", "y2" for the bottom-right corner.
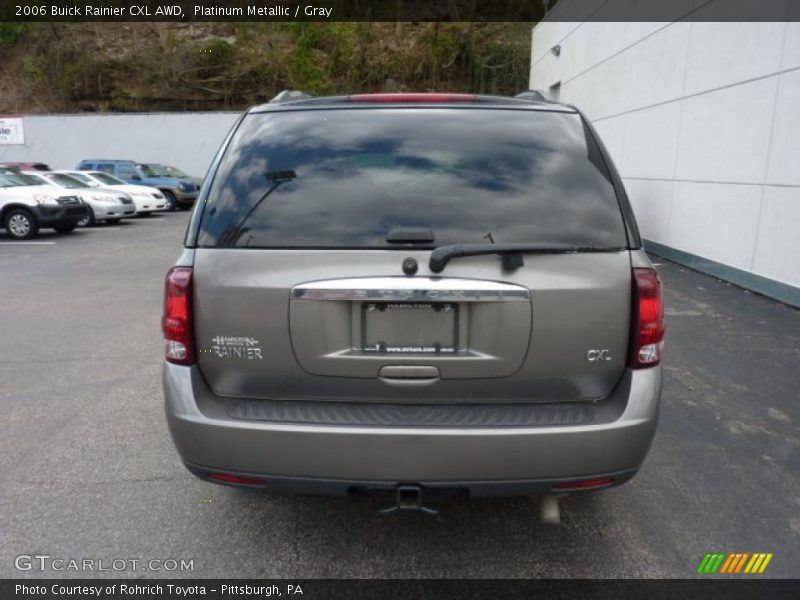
[
  {"x1": 218, "y1": 170, "x2": 296, "y2": 246},
  {"x1": 429, "y1": 243, "x2": 625, "y2": 273}
]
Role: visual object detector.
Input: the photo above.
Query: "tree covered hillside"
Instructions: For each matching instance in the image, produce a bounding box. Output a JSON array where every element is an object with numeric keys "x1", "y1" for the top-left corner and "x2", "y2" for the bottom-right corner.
[{"x1": 0, "y1": 22, "x2": 534, "y2": 113}]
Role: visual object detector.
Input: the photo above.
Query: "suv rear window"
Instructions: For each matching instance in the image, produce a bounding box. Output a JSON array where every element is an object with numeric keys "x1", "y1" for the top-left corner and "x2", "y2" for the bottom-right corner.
[
  {"x1": 197, "y1": 108, "x2": 627, "y2": 249},
  {"x1": 117, "y1": 164, "x2": 139, "y2": 179}
]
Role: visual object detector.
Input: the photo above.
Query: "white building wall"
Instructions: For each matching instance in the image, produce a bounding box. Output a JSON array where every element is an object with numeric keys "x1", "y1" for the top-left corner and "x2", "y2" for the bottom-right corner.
[
  {"x1": 0, "y1": 112, "x2": 241, "y2": 178},
  {"x1": 530, "y1": 4, "x2": 800, "y2": 296}
]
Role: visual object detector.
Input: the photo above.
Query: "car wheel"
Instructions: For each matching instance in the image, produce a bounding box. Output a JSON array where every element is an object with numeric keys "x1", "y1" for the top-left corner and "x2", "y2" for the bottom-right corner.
[
  {"x1": 53, "y1": 224, "x2": 77, "y2": 234},
  {"x1": 4, "y1": 208, "x2": 39, "y2": 240},
  {"x1": 77, "y1": 209, "x2": 95, "y2": 227},
  {"x1": 163, "y1": 191, "x2": 177, "y2": 212}
]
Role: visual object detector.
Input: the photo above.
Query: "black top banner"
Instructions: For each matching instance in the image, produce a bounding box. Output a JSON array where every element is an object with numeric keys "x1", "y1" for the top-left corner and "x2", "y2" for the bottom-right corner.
[{"x1": 1, "y1": 0, "x2": 799, "y2": 22}]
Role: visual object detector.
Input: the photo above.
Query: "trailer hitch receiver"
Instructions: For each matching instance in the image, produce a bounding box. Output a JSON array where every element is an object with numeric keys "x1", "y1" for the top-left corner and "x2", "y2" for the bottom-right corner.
[{"x1": 379, "y1": 485, "x2": 439, "y2": 515}]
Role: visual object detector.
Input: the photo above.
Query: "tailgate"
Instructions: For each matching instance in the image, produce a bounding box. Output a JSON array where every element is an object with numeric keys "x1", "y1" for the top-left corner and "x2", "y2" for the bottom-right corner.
[{"x1": 193, "y1": 249, "x2": 631, "y2": 404}]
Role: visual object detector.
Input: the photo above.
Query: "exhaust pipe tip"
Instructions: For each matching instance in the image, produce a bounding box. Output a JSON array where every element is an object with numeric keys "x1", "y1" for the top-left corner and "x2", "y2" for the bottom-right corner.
[{"x1": 538, "y1": 495, "x2": 561, "y2": 525}]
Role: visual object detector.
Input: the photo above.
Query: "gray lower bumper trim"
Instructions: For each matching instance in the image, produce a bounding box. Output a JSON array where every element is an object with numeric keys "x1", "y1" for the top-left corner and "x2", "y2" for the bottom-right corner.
[
  {"x1": 184, "y1": 462, "x2": 640, "y2": 497},
  {"x1": 164, "y1": 364, "x2": 660, "y2": 484},
  {"x1": 225, "y1": 397, "x2": 597, "y2": 427}
]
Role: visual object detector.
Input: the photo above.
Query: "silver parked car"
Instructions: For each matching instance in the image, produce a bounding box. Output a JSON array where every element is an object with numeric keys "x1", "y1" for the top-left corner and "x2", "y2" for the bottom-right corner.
[
  {"x1": 162, "y1": 93, "x2": 665, "y2": 517},
  {"x1": 22, "y1": 171, "x2": 135, "y2": 226},
  {"x1": 57, "y1": 170, "x2": 167, "y2": 215}
]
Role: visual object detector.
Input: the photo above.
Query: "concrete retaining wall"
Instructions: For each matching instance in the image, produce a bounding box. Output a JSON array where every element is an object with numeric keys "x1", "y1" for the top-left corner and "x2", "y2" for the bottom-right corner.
[{"x1": 0, "y1": 111, "x2": 241, "y2": 178}]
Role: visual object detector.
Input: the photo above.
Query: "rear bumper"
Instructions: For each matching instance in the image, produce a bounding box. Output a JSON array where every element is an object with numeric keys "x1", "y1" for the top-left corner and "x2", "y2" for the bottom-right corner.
[{"x1": 164, "y1": 365, "x2": 661, "y2": 495}]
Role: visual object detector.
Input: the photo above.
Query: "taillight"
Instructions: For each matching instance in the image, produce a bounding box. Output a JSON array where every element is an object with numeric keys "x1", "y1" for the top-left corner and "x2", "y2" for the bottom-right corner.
[
  {"x1": 629, "y1": 268, "x2": 665, "y2": 369},
  {"x1": 207, "y1": 472, "x2": 268, "y2": 487},
  {"x1": 162, "y1": 266, "x2": 195, "y2": 365},
  {"x1": 348, "y1": 93, "x2": 476, "y2": 103},
  {"x1": 553, "y1": 477, "x2": 614, "y2": 491}
]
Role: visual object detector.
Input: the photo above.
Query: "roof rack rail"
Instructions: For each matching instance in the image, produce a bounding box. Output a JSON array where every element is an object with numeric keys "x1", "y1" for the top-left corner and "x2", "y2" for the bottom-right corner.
[
  {"x1": 515, "y1": 90, "x2": 550, "y2": 101},
  {"x1": 270, "y1": 90, "x2": 314, "y2": 103}
]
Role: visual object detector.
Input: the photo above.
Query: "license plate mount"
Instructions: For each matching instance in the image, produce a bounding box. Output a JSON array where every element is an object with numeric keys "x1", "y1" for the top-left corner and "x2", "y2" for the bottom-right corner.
[{"x1": 362, "y1": 302, "x2": 458, "y2": 354}]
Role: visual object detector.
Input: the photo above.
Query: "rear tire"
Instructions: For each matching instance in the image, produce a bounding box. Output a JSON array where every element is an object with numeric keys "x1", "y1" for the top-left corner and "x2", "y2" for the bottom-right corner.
[
  {"x1": 4, "y1": 208, "x2": 38, "y2": 240},
  {"x1": 163, "y1": 191, "x2": 177, "y2": 212},
  {"x1": 53, "y1": 224, "x2": 77, "y2": 234}
]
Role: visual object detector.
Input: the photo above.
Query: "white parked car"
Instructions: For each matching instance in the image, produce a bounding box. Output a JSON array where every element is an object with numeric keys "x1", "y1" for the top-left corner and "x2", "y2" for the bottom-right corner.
[
  {"x1": 58, "y1": 170, "x2": 167, "y2": 215},
  {"x1": 23, "y1": 171, "x2": 135, "y2": 227},
  {"x1": 0, "y1": 167, "x2": 88, "y2": 239}
]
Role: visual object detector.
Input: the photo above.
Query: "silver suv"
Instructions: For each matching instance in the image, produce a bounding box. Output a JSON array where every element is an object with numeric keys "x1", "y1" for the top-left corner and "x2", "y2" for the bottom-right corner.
[{"x1": 163, "y1": 93, "x2": 665, "y2": 515}]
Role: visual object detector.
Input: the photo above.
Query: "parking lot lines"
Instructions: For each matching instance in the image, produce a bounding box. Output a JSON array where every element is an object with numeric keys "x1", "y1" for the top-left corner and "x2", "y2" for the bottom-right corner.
[
  {"x1": 0, "y1": 240, "x2": 56, "y2": 245},
  {"x1": 77, "y1": 228, "x2": 129, "y2": 232}
]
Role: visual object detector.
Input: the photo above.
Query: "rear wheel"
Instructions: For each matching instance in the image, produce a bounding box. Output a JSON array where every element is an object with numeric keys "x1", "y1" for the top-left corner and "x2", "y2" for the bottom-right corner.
[
  {"x1": 53, "y1": 224, "x2": 77, "y2": 234},
  {"x1": 163, "y1": 191, "x2": 177, "y2": 212},
  {"x1": 4, "y1": 208, "x2": 38, "y2": 240},
  {"x1": 77, "y1": 208, "x2": 95, "y2": 227}
]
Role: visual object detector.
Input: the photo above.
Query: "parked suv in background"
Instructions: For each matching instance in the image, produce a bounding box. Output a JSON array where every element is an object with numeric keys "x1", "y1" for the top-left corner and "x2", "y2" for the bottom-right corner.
[
  {"x1": 162, "y1": 93, "x2": 665, "y2": 516},
  {"x1": 142, "y1": 163, "x2": 203, "y2": 191},
  {"x1": 75, "y1": 159, "x2": 198, "y2": 211},
  {"x1": 0, "y1": 167, "x2": 88, "y2": 239}
]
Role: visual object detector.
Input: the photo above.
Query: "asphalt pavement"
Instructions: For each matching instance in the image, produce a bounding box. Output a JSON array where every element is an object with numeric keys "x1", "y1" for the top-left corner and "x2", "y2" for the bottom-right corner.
[{"x1": 1, "y1": 213, "x2": 798, "y2": 578}]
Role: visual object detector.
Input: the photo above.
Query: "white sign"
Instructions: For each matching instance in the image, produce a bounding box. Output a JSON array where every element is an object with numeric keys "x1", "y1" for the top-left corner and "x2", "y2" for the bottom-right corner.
[{"x1": 0, "y1": 117, "x2": 24, "y2": 145}]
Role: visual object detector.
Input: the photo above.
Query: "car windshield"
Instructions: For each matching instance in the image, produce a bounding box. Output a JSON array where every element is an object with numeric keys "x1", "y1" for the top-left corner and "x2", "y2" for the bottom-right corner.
[
  {"x1": 23, "y1": 174, "x2": 51, "y2": 186},
  {"x1": 46, "y1": 173, "x2": 90, "y2": 188},
  {"x1": 138, "y1": 164, "x2": 168, "y2": 177},
  {"x1": 90, "y1": 172, "x2": 126, "y2": 186},
  {"x1": 198, "y1": 108, "x2": 627, "y2": 249},
  {"x1": 65, "y1": 172, "x2": 94, "y2": 184},
  {"x1": 0, "y1": 168, "x2": 38, "y2": 187},
  {"x1": 164, "y1": 165, "x2": 188, "y2": 177}
]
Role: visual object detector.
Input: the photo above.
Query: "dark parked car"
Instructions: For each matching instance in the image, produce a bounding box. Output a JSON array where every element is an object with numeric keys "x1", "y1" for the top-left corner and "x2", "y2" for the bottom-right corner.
[
  {"x1": 0, "y1": 162, "x2": 51, "y2": 171},
  {"x1": 162, "y1": 93, "x2": 664, "y2": 520}
]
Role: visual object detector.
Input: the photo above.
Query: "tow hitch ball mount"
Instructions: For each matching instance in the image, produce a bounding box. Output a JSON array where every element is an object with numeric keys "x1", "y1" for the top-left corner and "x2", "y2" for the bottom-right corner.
[{"x1": 379, "y1": 485, "x2": 439, "y2": 515}]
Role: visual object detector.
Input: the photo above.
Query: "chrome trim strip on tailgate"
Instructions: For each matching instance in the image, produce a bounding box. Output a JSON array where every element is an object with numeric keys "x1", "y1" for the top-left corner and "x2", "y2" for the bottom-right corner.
[{"x1": 291, "y1": 277, "x2": 530, "y2": 302}]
